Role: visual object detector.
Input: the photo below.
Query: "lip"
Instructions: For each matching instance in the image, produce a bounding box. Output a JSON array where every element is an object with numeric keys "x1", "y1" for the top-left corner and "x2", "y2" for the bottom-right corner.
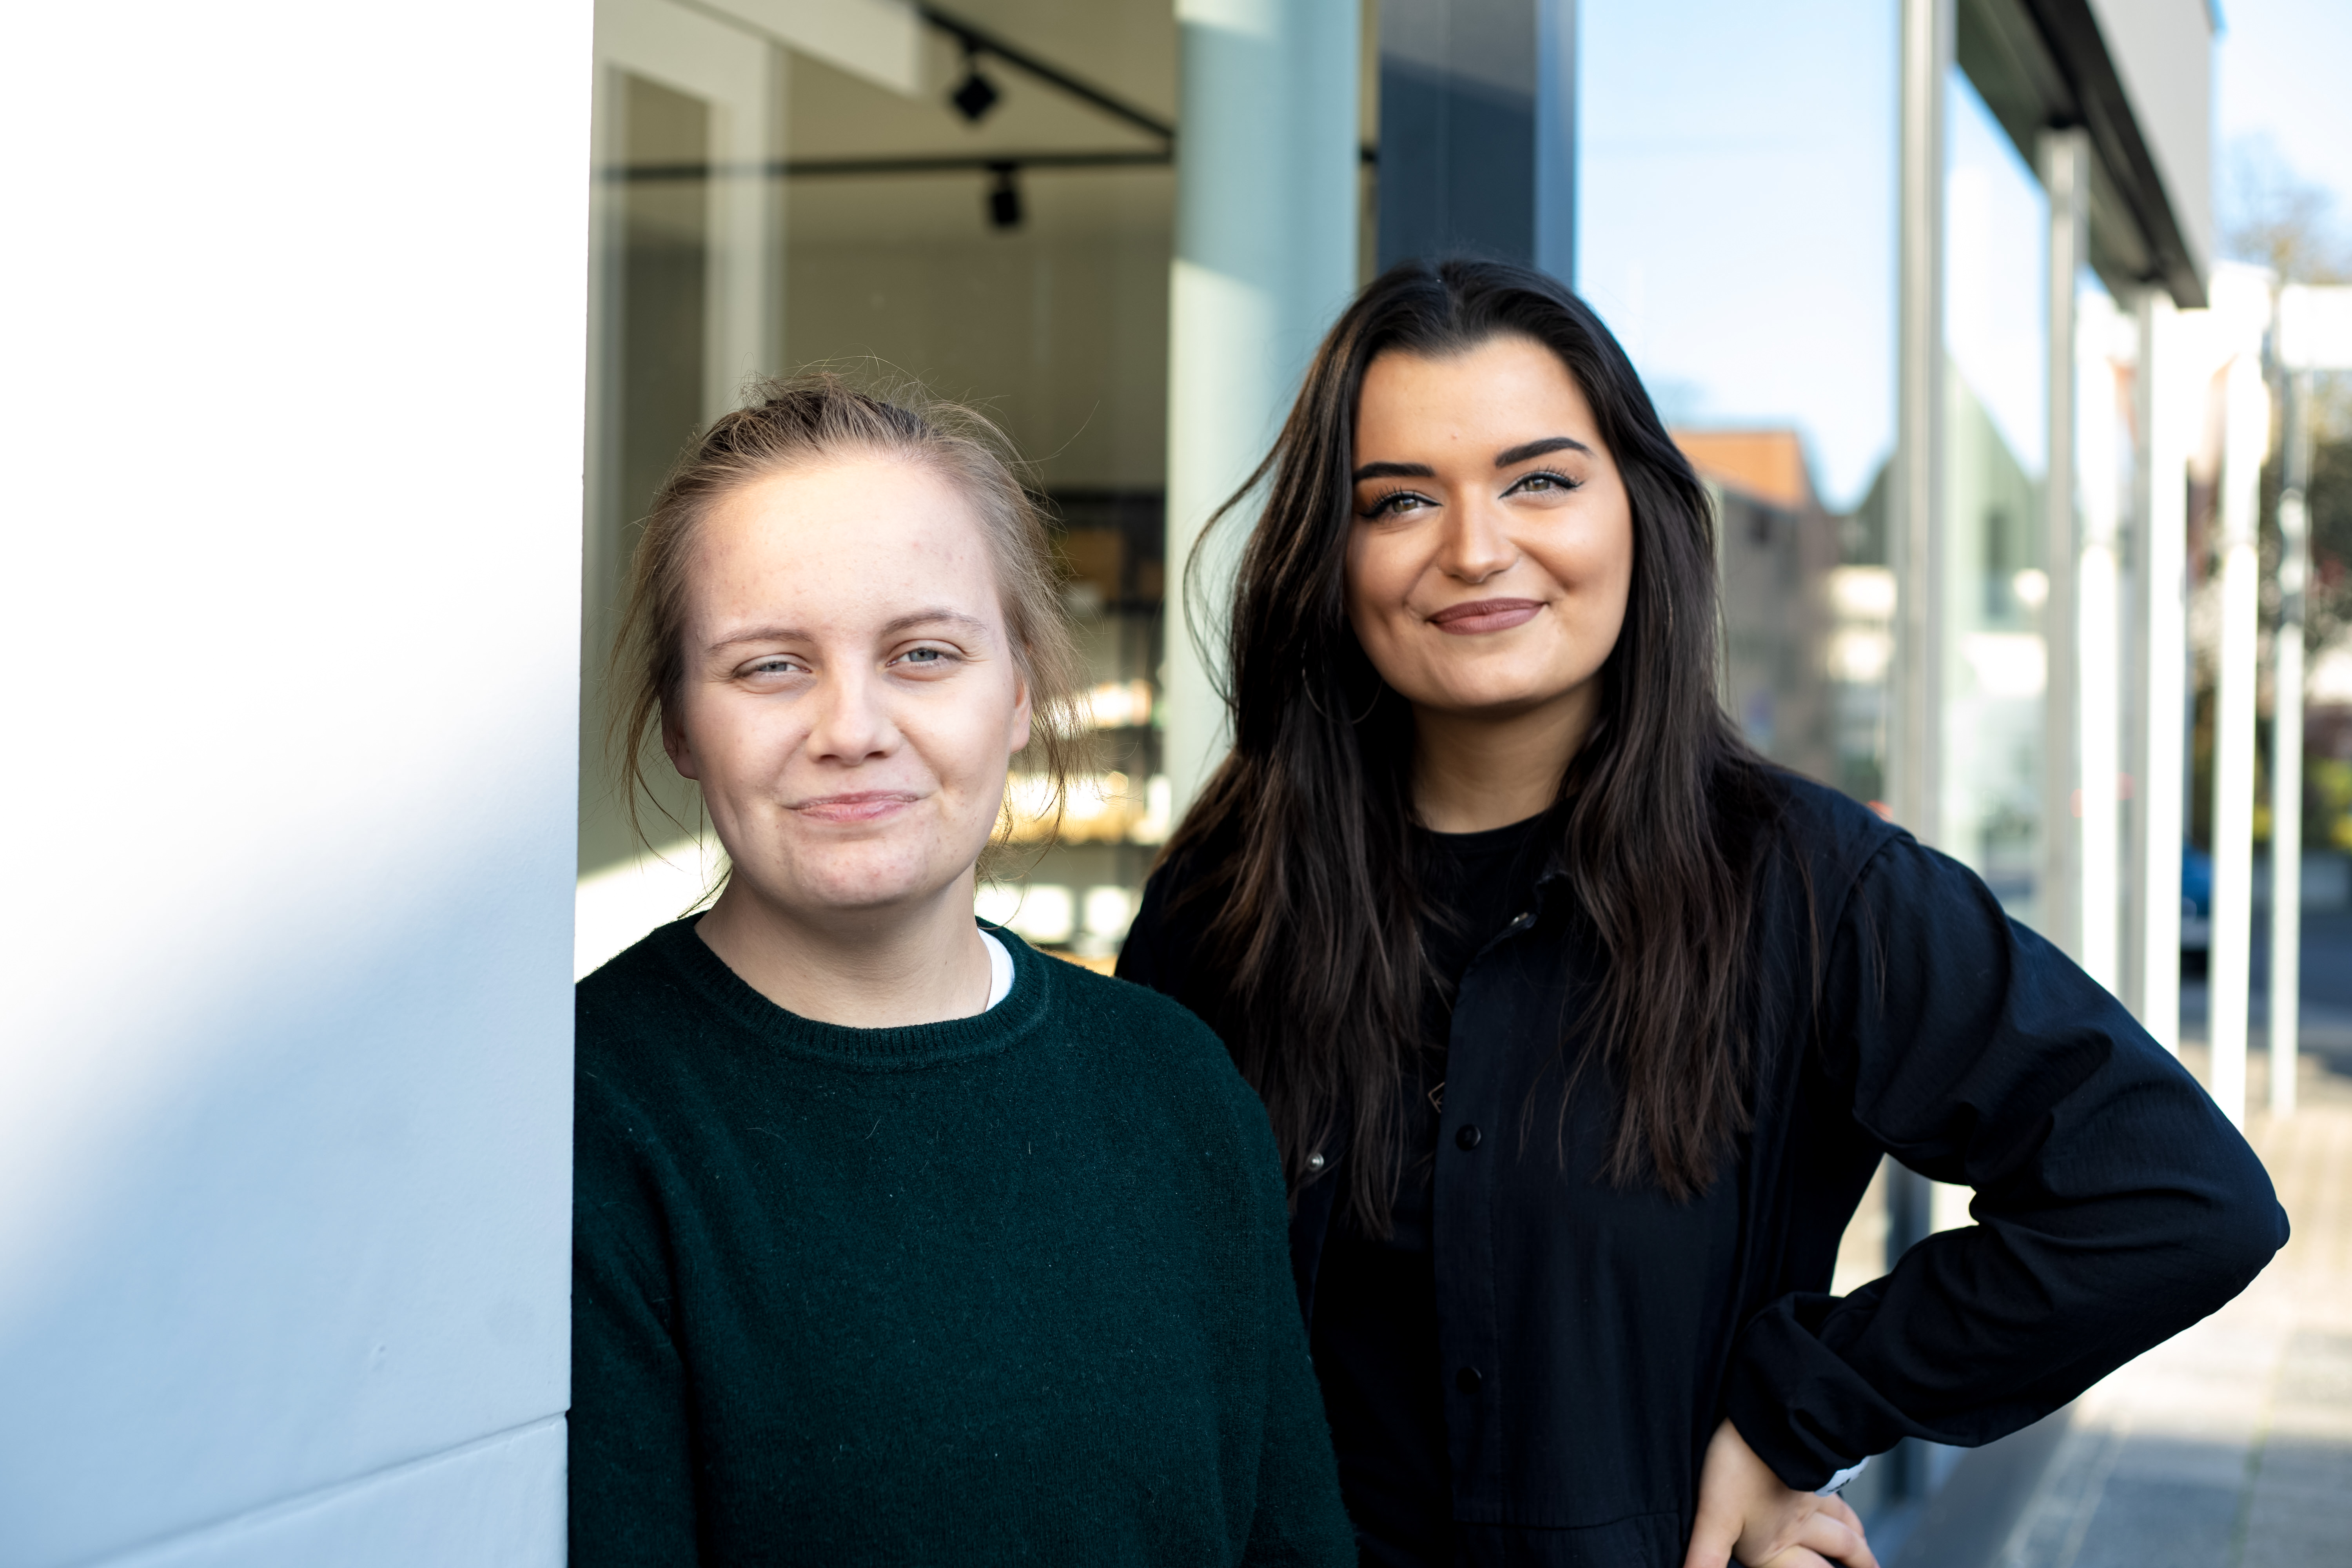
[
  {"x1": 789, "y1": 790, "x2": 921, "y2": 824},
  {"x1": 1426, "y1": 597, "x2": 1543, "y2": 635}
]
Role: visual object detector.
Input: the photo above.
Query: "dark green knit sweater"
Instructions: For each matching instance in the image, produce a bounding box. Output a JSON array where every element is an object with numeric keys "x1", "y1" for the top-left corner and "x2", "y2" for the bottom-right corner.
[{"x1": 570, "y1": 916, "x2": 1353, "y2": 1566}]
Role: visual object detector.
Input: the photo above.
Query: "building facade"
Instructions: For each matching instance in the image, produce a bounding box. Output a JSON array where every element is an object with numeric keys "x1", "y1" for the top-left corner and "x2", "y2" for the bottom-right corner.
[{"x1": 0, "y1": 0, "x2": 2227, "y2": 1561}]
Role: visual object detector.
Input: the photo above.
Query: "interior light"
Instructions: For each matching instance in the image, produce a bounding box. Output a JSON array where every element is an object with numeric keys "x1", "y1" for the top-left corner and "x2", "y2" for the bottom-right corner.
[
  {"x1": 950, "y1": 47, "x2": 1000, "y2": 122},
  {"x1": 987, "y1": 163, "x2": 1023, "y2": 230}
]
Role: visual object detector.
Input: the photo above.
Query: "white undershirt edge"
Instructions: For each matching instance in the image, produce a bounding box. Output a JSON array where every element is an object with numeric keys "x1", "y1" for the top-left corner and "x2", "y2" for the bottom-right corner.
[
  {"x1": 979, "y1": 929, "x2": 1014, "y2": 1011},
  {"x1": 1815, "y1": 1456, "x2": 1869, "y2": 1496}
]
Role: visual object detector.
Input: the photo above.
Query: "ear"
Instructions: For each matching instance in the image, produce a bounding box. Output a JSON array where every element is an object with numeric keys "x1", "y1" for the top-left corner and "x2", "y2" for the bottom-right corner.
[
  {"x1": 1006, "y1": 670, "x2": 1034, "y2": 759},
  {"x1": 660, "y1": 706, "x2": 701, "y2": 782}
]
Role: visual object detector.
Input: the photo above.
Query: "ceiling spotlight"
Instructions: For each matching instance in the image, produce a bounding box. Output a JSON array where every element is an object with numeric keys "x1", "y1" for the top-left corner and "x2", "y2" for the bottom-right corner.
[
  {"x1": 987, "y1": 163, "x2": 1023, "y2": 230},
  {"x1": 949, "y1": 48, "x2": 1000, "y2": 122}
]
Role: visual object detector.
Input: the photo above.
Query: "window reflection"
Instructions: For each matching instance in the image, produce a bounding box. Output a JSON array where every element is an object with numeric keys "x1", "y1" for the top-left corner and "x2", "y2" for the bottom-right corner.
[
  {"x1": 1578, "y1": 0, "x2": 1898, "y2": 804},
  {"x1": 1942, "y1": 65, "x2": 2049, "y2": 920},
  {"x1": 577, "y1": 0, "x2": 1176, "y2": 976}
]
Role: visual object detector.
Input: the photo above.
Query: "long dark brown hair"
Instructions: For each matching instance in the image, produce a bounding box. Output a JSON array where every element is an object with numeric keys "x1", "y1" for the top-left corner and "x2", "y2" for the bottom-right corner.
[{"x1": 1165, "y1": 258, "x2": 1784, "y2": 1231}]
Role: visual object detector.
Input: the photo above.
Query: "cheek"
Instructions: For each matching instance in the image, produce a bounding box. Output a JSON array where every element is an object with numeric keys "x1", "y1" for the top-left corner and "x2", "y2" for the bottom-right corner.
[
  {"x1": 918, "y1": 682, "x2": 1025, "y2": 788},
  {"x1": 1538, "y1": 497, "x2": 1635, "y2": 599},
  {"x1": 1343, "y1": 532, "x2": 1409, "y2": 637}
]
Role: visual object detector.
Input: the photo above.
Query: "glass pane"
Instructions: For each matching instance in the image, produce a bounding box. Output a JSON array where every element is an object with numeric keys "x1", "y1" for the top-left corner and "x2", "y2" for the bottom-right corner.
[
  {"x1": 1577, "y1": 0, "x2": 1899, "y2": 803},
  {"x1": 577, "y1": 0, "x2": 1176, "y2": 976},
  {"x1": 1941, "y1": 65, "x2": 2049, "y2": 921},
  {"x1": 582, "y1": 70, "x2": 713, "y2": 881}
]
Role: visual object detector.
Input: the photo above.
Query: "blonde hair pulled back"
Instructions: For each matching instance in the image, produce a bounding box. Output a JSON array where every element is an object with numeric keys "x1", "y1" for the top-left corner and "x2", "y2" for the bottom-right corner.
[{"x1": 608, "y1": 372, "x2": 1085, "y2": 869}]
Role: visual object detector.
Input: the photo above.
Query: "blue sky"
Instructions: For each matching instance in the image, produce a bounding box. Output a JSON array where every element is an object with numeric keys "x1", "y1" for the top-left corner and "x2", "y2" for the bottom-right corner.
[
  {"x1": 1576, "y1": 0, "x2": 1898, "y2": 510},
  {"x1": 1575, "y1": 0, "x2": 2352, "y2": 511},
  {"x1": 2215, "y1": 0, "x2": 2352, "y2": 265}
]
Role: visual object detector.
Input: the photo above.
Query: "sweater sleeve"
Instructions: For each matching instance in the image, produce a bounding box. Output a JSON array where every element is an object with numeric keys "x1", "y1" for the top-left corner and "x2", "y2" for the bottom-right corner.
[
  {"x1": 1230, "y1": 1081, "x2": 1358, "y2": 1567},
  {"x1": 1722, "y1": 831, "x2": 2288, "y2": 1490},
  {"x1": 570, "y1": 1091, "x2": 701, "y2": 1566}
]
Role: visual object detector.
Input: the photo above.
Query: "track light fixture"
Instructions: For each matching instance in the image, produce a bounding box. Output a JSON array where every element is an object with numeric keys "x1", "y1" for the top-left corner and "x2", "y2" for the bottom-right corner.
[
  {"x1": 986, "y1": 162, "x2": 1023, "y2": 230},
  {"x1": 949, "y1": 43, "x2": 1000, "y2": 122}
]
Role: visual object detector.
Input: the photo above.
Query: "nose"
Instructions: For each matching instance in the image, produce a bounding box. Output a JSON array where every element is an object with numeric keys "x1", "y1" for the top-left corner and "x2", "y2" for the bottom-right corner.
[
  {"x1": 1434, "y1": 492, "x2": 1519, "y2": 585},
  {"x1": 804, "y1": 663, "x2": 900, "y2": 766}
]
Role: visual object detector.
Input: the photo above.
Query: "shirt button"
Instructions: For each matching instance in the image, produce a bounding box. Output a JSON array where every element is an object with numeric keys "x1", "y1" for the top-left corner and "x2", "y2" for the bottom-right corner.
[
  {"x1": 1456, "y1": 1124, "x2": 1482, "y2": 1151},
  {"x1": 1456, "y1": 1366, "x2": 1483, "y2": 1393}
]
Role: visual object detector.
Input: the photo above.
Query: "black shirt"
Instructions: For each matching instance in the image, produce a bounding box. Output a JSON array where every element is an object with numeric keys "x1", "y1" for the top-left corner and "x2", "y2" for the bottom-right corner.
[
  {"x1": 1117, "y1": 773, "x2": 2287, "y2": 1567},
  {"x1": 1310, "y1": 814, "x2": 1552, "y2": 1566}
]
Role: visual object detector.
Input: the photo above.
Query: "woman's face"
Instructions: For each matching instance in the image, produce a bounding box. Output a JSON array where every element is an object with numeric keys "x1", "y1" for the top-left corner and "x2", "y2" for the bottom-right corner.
[
  {"x1": 1345, "y1": 334, "x2": 1635, "y2": 726},
  {"x1": 664, "y1": 456, "x2": 1031, "y2": 924}
]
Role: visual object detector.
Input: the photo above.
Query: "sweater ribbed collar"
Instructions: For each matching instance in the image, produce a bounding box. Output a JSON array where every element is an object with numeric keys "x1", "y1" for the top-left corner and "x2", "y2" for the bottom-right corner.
[{"x1": 648, "y1": 915, "x2": 1054, "y2": 1070}]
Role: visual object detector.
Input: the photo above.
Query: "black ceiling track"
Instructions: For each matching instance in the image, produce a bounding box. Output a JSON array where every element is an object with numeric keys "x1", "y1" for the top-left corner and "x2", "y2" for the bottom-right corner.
[{"x1": 915, "y1": 4, "x2": 1175, "y2": 145}]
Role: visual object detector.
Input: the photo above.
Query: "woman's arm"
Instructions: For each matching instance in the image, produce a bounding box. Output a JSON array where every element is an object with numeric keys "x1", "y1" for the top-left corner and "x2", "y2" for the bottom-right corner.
[{"x1": 1722, "y1": 832, "x2": 2287, "y2": 1490}]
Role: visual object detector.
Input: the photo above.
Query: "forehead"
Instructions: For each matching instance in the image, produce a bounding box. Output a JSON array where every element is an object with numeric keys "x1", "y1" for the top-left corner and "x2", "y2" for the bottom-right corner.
[
  {"x1": 1355, "y1": 336, "x2": 1599, "y2": 442},
  {"x1": 691, "y1": 455, "x2": 1003, "y2": 630}
]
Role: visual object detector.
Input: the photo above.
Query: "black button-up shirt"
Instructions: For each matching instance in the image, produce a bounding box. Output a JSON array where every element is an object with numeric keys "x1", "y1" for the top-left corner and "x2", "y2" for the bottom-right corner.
[{"x1": 1118, "y1": 774, "x2": 2287, "y2": 1566}]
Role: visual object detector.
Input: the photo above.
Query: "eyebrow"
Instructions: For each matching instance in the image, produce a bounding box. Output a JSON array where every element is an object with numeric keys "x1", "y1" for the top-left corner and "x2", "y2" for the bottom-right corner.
[
  {"x1": 706, "y1": 606, "x2": 992, "y2": 655},
  {"x1": 1350, "y1": 436, "x2": 1593, "y2": 485},
  {"x1": 1494, "y1": 436, "x2": 1593, "y2": 466},
  {"x1": 1351, "y1": 459, "x2": 1437, "y2": 482}
]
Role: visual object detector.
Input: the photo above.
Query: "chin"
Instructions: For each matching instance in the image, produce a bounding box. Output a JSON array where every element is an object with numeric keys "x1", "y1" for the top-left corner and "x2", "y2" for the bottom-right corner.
[{"x1": 760, "y1": 834, "x2": 979, "y2": 916}]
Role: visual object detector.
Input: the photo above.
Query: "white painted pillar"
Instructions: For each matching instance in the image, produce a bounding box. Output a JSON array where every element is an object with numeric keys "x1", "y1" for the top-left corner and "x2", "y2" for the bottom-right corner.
[
  {"x1": 2271, "y1": 371, "x2": 2313, "y2": 1118},
  {"x1": 2041, "y1": 129, "x2": 2089, "y2": 962},
  {"x1": 2209, "y1": 302, "x2": 2273, "y2": 1129},
  {"x1": 0, "y1": 2, "x2": 588, "y2": 1561},
  {"x1": 2076, "y1": 285, "x2": 2124, "y2": 993},
  {"x1": 1164, "y1": 0, "x2": 1362, "y2": 815},
  {"x1": 2130, "y1": 290, "x2": 2189, "y2": 1052},
  {"x1": 1889, "y1": 0, "x2": 1952, "y2": 850}
]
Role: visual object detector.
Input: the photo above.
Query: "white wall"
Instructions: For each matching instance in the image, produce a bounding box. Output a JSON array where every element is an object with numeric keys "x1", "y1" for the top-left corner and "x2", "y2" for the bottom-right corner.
[{"x1": 0, "y1": 3, "x2": 590, "y2": 1564}]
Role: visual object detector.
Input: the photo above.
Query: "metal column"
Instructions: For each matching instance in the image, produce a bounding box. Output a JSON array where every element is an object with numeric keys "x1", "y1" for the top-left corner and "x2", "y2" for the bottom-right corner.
[
  {"x1": 2041, "y1": 129, "x2": 2089, "y2": 964},
  {"x1": 2210, "y1": 317, "x2": 2272, "y2": 1129},
  {"x1": 2129, "y1": 291, "x2": 2189, "y2": 1052},
  {"x1": 1890, "y1": 0, "x2": 1951, "y2": 850},
  {"x1": 2272, "y1": 369, "x2": 2313, "y2": 1116}
]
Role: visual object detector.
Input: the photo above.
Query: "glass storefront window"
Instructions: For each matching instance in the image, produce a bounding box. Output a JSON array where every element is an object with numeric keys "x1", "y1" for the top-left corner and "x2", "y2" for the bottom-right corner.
[
  {"x1": 1941, "y1": 64, "x2": 2050, "y2": 921},
  {"x1": 1578, "y1": 0, "x2": 1899, "y2": 803},
  {"x1": 575, "y1": 0, "x2": 1177, "y2": 975}
]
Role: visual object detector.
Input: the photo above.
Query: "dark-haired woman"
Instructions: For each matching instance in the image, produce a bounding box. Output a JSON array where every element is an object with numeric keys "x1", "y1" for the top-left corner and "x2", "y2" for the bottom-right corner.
[{"x1": 1116, "y1": 260, "x2": 2286, "y2": 1568}]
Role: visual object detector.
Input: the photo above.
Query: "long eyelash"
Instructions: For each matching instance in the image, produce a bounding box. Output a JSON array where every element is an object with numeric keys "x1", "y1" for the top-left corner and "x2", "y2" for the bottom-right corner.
[
  {"x1": 1359, "y1": 488, "x2": 1428, "y2": 518},
  {"x1": 1509, "y1": 468, "x2": 1581, "y2": 493}
]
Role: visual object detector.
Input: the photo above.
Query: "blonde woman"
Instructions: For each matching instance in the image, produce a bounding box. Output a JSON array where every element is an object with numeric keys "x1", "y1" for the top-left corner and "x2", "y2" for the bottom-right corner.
[{"x1": 569, "y1": 379, "x2": 1351, "y2": 1566}]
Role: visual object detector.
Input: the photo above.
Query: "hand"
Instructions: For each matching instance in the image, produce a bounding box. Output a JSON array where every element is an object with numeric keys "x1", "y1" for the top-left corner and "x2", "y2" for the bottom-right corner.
[{"x1": 1682, "y1": 1419, "x2": 1878, "y2": 1568}]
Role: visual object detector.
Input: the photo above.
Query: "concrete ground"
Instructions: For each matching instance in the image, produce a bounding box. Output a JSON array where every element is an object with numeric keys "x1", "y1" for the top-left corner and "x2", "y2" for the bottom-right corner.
[{"x1": 1900, "y1": 1002, "x2": 2352, "y2": 1568}]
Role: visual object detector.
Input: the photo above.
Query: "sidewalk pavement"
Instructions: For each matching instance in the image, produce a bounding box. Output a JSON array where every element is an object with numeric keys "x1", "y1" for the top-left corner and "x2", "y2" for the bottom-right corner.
[{"x1": 1966, "y1": 1024, "x2": 2352, "y2": 1568}]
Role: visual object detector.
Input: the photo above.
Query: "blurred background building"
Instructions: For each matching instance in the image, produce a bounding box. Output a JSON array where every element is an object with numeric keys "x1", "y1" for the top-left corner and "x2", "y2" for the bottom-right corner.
[{"x1": 12, "y1": 0, "x2": 2352, "y2": 1564}]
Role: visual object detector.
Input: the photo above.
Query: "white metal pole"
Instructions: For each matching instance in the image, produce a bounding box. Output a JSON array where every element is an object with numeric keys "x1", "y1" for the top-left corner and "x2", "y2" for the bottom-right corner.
[
  {"x1": 2077, "y1": 287, "x2": 2123, "y2": 992},
  {"x1": 2041, "y1": 130, "x2": 2088, "y2": 961},
  {"x1": 2210, "y1": 347, "x2": 2271, "y2": 1128},
  {"x1": 2131, "y1": 292, "x2": 2188, "y2": 1052},
  {"x1": 1163, "y1": 0, "x2": 1361, "y2": 818},
  {"x1": 2272, "y1": 370, "x2": 2313, "y2": 1117},
  {"x1": 1891, "y1": 0, "x2": 1951, "y2": 851}
]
